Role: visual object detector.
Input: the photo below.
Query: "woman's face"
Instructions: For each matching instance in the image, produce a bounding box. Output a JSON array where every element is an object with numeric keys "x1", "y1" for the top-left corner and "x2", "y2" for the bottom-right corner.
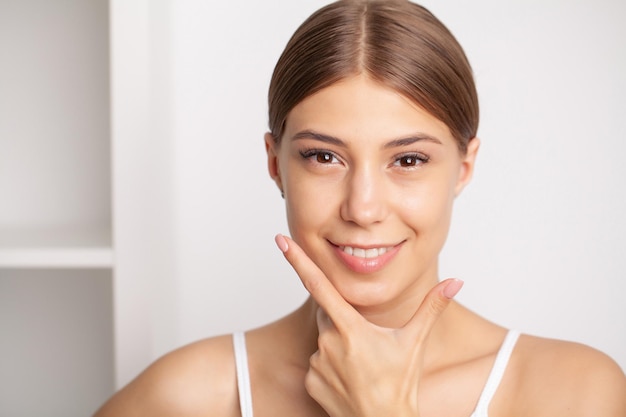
[{"x1": 266, "y1": 75, "x2": 479, "y2": 311}]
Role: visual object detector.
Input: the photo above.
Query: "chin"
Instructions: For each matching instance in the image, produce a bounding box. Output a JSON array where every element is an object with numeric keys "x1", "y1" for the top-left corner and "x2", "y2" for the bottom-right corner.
[{"x1": 332, "y1": 277, "x2": 400, "y2": 310}]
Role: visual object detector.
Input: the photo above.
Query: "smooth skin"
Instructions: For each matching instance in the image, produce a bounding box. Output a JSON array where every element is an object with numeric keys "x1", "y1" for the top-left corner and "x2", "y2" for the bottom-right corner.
[{"x1": 94, "y1": 75, "x2": 626, "y2": 417}]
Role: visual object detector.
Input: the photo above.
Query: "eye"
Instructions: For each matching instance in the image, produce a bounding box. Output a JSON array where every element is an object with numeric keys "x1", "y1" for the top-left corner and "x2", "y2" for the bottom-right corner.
[
  {"x1": 299, "y1": 149, "x2": 340, "y2": 165},
  {"x1": 316, "y1": 152, "x2": 335, "y2": 164},
  {"x1": 393, "y1": 153, "x2": 429, "y2": 168}
]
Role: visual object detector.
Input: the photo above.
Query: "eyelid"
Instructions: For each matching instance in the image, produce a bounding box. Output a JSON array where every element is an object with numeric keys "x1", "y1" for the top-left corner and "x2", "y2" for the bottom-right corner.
[
  {"x1": 297, "y1": 147, "x2": 429, "y2": 168},
  {"x1": 298, "y1": 147, "x2": 342, "y2": 164},
  {"x1": 391, "y1": 152, "x2": 430, "y2": 168}
]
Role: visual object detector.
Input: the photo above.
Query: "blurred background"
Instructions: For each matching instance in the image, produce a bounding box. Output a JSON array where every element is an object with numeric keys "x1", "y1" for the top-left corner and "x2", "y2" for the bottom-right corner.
[{"x1": 1, "y1": 0, "x2": 624, "y2": 416}]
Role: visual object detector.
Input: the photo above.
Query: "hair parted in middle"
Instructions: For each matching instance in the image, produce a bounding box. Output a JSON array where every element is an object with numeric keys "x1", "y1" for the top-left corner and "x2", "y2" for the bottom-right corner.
[{"x1": 268, "y1": 0, "x2": 479, "y2": 153}]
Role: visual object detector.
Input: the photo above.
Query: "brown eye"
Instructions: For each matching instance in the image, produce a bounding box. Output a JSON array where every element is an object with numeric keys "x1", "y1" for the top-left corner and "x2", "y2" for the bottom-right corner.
[
  {"x1": 316, "y1": 152, "x2": 334, "y2": 163},
  {"x1": 394, "y1": 153, "x2": 428, "y2": 168},
  {"x1": 400, "y1": 155, "x2": 418, "y2": 167},
  {"x1": 299, "y1": 149, "x2": 340, "y2": 165}
]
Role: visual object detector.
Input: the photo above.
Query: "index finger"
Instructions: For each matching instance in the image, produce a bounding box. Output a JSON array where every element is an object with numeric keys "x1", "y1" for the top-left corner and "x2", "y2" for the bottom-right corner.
[{"x1": 275, "y1": 234, "x2": 361, "y2": 331}]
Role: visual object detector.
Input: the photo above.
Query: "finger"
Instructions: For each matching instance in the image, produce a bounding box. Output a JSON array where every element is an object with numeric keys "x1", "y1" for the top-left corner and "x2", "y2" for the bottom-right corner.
[
  {"x1": 403, "y1": 278, "x2": 463, "y2": 339},
  {"x1": 304, "y1": 365, "x2": 342, "y2": 417},
  {"x1": 316, "y1": 307, "x2": 335, "y2": 334},
  {"x1": 275, "y1": 234, "x2": 360, "y2": 331}
]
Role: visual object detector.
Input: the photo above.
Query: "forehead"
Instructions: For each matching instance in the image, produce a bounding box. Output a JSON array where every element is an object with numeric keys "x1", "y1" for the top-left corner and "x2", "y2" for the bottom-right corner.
[{"x1": 284, "y1": 75, "x2": 455, "y2": 147}]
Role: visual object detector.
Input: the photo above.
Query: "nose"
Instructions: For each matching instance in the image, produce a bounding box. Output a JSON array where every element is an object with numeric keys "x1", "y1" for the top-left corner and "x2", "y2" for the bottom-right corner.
[{"x1": 340, "y1": 165, "x2": 389, "y2": 227}]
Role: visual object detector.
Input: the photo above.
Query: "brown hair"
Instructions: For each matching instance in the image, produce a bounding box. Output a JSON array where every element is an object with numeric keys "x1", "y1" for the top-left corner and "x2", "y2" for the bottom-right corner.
[{"x1": 268, "y1": 0, "x2": 479, "y2": 153}]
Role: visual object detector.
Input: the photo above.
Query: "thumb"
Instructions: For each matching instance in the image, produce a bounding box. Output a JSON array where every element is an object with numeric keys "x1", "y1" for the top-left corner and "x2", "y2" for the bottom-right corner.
[{"x1": 404, "y1": 278, "x2": 464, "y2": 339}]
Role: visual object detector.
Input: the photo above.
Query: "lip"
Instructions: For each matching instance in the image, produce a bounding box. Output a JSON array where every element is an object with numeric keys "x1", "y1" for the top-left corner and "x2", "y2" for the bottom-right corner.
[{"x1": 330, "y1": 240, "x2": 403, "y2": 274}]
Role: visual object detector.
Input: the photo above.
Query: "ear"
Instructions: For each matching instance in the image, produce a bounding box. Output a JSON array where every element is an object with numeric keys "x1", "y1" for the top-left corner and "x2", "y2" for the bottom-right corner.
[
  {"x1": 265, "y1": 132, "x2": 284, "y2": 193},
  {"x1": 454, "y1": 137, "x2": 480, "y2": 197}
]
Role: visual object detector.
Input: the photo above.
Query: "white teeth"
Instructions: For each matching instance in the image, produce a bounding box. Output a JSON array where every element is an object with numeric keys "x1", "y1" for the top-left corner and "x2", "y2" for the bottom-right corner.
[
  {"x1": 365, "y1": 248, "x2": 378, "y2": 258},
  {"x1": 341, "y1": 246, "x2": 392, "y2": 258}
]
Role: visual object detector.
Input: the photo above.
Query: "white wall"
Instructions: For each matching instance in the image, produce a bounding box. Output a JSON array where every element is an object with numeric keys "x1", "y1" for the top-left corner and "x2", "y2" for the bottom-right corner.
[
  {"x1": 117, "y1": 0, "x2": 625, "y2": 385},
  {"x1": 111, "y1": 0, "x2": 179, "y2": 388}
]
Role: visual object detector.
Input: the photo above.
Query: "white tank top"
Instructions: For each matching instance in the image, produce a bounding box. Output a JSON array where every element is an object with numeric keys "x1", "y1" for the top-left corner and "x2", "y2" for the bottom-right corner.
[{"x1": 233, "y1": 329, "x2": 520, "y2": 417}]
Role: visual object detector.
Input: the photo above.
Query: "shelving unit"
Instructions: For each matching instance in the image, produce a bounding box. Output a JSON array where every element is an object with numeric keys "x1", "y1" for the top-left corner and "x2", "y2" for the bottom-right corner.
[{"x1": 0, "y1": 1, "x2": 114, "y2": 416}]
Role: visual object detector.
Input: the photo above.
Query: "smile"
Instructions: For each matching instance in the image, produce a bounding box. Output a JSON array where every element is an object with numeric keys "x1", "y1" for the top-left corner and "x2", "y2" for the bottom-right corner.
[
  {"x1": 340, "y1": 246, "x2": 394, "y2": 258},
  {"x1": 331, "y1": 241, "x2": 404, "y2": 274}
]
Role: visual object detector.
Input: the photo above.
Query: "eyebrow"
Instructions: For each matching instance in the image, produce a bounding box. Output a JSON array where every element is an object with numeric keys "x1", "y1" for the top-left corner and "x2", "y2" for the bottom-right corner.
[
  {"x1": 290, "y1": 129, "x2": 442, "y2": 148},
  {"x1": 291, "y1": 130, "x2": 346, "y2": 147}
]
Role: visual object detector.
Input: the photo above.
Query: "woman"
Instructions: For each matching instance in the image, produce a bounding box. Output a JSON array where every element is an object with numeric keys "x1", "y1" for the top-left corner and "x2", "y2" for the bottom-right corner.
[{"x1": 95, "y1": 1, "x2": 625, "y2": 416}]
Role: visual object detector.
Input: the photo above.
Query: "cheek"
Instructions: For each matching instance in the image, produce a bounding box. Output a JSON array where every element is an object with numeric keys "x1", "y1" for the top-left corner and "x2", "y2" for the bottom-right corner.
[
  {"x1": 398, "y1": 174, "x2": 457, "y2": 233},
  {"x1": 283, "y1": 166, "x2": 340, "y2": 243}
]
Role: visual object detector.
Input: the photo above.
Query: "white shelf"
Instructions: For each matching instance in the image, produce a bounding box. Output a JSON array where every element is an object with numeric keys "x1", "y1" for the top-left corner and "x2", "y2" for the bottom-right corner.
[
  {"x1": 0, "y1": 247, "x2": 113, "y2": 269},
  {"x1": 0, "y1": 227, "x2": 113, "y2": 268}
]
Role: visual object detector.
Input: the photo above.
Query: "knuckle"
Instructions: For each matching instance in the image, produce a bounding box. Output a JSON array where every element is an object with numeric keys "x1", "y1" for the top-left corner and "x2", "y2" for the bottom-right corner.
[
  {"x1": 426, "y1": 294, "x2": 449, "y2": 317},
  {"x1": 304, "y1": 369, "x2": 319, "y2": 397},
  {"x1": 306, "y1": 275, "x2": 322, "y2": 294},
  {"x1": 316, "y1": 332, "x2": 333, "y2": 355},
  {"x1": 309, "y1": 351, "x2": 320, "y2": 368}
]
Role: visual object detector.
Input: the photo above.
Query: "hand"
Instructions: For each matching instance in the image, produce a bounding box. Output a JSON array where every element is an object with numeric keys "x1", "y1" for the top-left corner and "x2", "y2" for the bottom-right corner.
[{"x1": 274, "y1": 234, "x2": 463, "y2": 417}]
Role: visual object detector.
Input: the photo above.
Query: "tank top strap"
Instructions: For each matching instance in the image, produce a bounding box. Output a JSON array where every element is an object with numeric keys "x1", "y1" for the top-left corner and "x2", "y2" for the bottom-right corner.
[
  {"x1": 233, "y1": 332, "x2": 254, "y2": 417},
  {"x1": 233, "y1": 330, "x2": 519, "y2": 417},
  {"x1": 470, "y1": 329, "x2": 521, "y2": 417}
]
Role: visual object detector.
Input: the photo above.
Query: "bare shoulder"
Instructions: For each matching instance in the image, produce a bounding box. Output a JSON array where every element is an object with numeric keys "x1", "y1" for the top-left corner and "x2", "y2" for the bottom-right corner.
[
  {"x1": 93, "y1": 334, "x2": 239, "y2": 417},
  {"x1": 505, "y1": 334, "x2": 626, "y2": 417}
]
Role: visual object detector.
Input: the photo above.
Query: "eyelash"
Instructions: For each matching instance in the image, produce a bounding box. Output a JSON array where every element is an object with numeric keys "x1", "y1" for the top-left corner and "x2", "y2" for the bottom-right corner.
[
  {"x1": 298, "y1": 148, "x2": 430, "y2": 169},
  {"x1": 392, "y1": 153, "x2": 430, "y2": 168},
  {"x1": 299, "y1": 148, "x2": 340, "y2": 165}
]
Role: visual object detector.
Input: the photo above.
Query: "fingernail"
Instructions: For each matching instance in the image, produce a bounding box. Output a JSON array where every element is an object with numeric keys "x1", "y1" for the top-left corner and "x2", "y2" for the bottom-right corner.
[
  {"x1": 274, "y1": 234, "x2": 288, "y2": 253},
  {"x1": 443, "y1": 279, "x2": 464, "y2": 299}
]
